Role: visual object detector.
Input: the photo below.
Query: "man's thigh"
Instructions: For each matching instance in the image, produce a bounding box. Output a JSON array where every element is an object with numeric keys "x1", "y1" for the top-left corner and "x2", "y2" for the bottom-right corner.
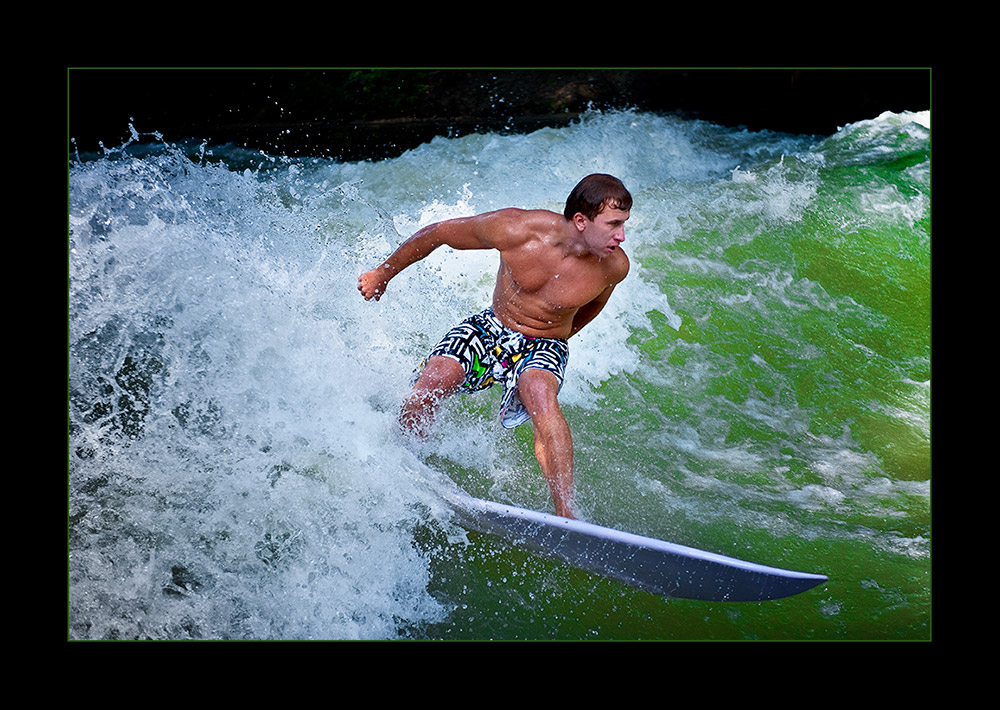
[
  {"x1": 515, "y1": 367, "x2": 562, "y2": 417},
  {"x1": 412, "y1": 355, "x2": 466, "y2": 399}
]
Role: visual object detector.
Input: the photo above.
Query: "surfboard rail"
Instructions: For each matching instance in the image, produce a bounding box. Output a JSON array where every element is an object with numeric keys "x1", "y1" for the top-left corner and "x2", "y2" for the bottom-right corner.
[{"x1": 447, "y1": 494, "x2": 828, "y2": 602}]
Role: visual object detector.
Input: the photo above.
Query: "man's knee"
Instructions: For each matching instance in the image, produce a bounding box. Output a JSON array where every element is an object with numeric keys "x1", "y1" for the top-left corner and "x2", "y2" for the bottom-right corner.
[{"x1": 400, "y1": 356, "x2": 465, "y2": 437}]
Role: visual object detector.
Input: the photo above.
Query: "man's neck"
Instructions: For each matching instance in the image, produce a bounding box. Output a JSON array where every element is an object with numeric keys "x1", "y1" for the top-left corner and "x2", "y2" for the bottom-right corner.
[{"x1": 557, "y1": 218, "x2": 597, "y2": 260}]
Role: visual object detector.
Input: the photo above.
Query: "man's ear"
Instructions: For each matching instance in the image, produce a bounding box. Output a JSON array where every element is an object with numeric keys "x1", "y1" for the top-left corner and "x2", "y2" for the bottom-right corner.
[{"x1": 572, "y1": 212, "x2": 589, "y2": 232}]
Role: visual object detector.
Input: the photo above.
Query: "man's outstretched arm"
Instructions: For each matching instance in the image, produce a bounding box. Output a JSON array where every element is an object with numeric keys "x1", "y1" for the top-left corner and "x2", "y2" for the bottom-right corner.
[{"x1": 357, "y1": 211, "x2": 516, "y2": 301}]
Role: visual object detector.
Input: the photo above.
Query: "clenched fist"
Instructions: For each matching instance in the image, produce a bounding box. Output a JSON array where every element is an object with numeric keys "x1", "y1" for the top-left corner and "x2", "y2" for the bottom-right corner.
[{"x1": 358, "y1": 267, "x2": 392, "y2": 301}]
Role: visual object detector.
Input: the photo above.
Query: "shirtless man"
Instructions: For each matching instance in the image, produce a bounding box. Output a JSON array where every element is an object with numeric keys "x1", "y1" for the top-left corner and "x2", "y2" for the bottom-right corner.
[{"x1": 358, "y1": 174, "x2": 632, "y2": 519}]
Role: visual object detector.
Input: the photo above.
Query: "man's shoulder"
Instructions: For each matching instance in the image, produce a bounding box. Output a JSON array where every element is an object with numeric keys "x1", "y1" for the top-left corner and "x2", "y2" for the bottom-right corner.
[
  {"x1": 488, "y1": 207, "x2": 562, "y2": 227},
  {"x1": 481, "y1": 208, "x2": 563, "y2": 245}
]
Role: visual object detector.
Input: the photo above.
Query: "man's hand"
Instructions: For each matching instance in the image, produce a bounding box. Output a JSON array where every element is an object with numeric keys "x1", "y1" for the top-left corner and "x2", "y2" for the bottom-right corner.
[{"x1": 358, "y1": 267, "x2": 392, "y2": 301}]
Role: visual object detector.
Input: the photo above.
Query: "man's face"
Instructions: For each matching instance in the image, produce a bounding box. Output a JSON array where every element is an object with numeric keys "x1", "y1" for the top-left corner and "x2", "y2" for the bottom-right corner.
[{"x1": 577, "y1": 205, "x2": 630, "y2": 257}]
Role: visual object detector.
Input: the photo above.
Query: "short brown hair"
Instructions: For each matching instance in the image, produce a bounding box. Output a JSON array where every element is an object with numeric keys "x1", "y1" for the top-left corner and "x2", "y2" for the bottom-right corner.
[{"x1": 564, "y1": 174, "x2": 633, "y2": 221}]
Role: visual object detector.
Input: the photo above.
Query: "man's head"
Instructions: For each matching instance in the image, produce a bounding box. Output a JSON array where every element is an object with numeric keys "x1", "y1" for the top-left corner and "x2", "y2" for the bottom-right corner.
[{"x1": 564, "y1": 174, "x2": 633, "y2": 221}]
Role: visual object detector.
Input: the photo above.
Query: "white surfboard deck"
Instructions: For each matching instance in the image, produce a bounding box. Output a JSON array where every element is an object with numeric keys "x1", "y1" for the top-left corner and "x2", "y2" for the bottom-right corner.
[{"x1": 446, "y1": 493, "x2": 827, "y2": 602}]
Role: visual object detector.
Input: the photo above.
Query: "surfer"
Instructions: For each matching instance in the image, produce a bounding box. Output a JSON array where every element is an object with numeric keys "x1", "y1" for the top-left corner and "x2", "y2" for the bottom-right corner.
[{"x1": 358, "y1": 174, "x2": 632, "y2": 519}]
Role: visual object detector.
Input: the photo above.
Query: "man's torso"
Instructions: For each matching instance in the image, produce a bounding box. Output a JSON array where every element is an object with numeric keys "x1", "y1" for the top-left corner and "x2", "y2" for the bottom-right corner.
[{"x1": 488, "y1": 211, "x2": 626, "y2": 339}]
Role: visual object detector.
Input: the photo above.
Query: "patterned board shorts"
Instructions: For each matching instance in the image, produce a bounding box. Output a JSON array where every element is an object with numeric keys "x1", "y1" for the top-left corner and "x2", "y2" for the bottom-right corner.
[{"x1": 415, "y1": 308, "x2": 569, "y2": 429}]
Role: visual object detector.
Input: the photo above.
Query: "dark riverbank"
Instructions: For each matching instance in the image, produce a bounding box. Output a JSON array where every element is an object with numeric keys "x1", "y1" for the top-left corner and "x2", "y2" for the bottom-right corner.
[{"x1": 68, "y1": 68, "x2": 930, "y2": 161}]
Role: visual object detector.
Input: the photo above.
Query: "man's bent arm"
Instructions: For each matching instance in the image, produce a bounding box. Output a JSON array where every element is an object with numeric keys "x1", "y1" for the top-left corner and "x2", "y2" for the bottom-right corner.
[
  {"x1": 569, "y1": 253, "x2": 630, "y2": 336},
  {"x1": 570, "y1": 285, "x2": 615, "y2": 336}
]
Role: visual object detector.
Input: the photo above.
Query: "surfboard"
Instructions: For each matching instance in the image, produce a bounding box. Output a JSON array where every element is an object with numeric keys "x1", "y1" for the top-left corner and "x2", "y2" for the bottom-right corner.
[{"x1": 446, "y1": 494, "x2": 827, "y2": 602}]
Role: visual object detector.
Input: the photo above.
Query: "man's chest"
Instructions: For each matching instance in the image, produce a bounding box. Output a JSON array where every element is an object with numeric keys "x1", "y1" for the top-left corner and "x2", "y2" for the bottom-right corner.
[{"x1": 499, "y1": 252, "x2": 607, "y2": 310}]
